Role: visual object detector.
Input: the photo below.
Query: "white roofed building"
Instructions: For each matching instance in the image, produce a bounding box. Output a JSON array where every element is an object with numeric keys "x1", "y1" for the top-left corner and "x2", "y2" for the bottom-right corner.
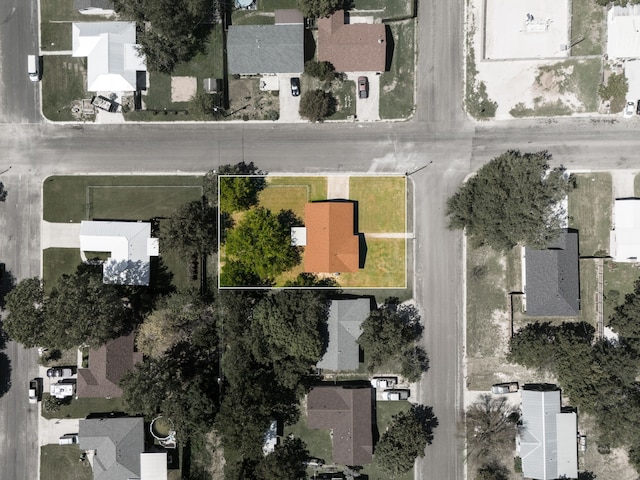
[
  {"x1": 610, "y1": 199, "x2": 640, "y2": 262},
  {"x1": 79, "y1": 220, "x2": 158, "y2": 285},
  {"x1": 607, "y1": 5, "x2": 640, "y2": 60},
  {"x1": 72, "y1": 22, "x2": 146, "y2": 92}
]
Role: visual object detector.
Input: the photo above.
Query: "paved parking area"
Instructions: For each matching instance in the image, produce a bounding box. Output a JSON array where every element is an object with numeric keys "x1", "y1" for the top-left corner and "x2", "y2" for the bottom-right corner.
[
  {"x1": 278, "y1": 74, "x2": 302, "y2": 122},
  {"x1": 346, "y1": 73, "x2": 380, "y2": 122}
]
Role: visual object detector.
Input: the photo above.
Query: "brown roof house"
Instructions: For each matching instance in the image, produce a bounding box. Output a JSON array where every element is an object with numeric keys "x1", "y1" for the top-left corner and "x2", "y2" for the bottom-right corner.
[
  {"x1": 317, "y1": 10, "x2": 387, "y2": 72},
  {"x1": 303, "y1": 202, "x2": 360, "y2": 273},
  {"x1": 77, "y1": 333, "x2": 143, "y2": 398},
  {"x1": 307, "y1": 385, "x2": 374, "y2": 466}
]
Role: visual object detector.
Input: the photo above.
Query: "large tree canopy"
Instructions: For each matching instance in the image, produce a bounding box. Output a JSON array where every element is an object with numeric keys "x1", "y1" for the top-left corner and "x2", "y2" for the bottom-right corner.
[
  {"x1": 4, "y1": 270, "x2": 130, "y2": 350},
  {"x1": 254, "y1": 437, "x2": 309, "y2": 480},
  {"x1": 113, "y1": 0, "x2": 214, "y2": 73},
  {"x1": 297, "y1": 0, "x2": 342, "y2": 18},
  {"x1": 160, "y1": 200, "x2": 217, "y2": 256},
  {"x1": 465, "y1": 394, "x2": 519, "y2": 460},
  {"x1": 376, "y1": 405, "x2": 436, "y2": 477},
  {"x1": 218, "y1": 162, "x2": 266, "y2": 213},
  {"x1": 223, "y1": 207, "x2": 301, "y2": 282},
  {"x1": 446, "y1": 150, "x2": 573, "y2": 251}
]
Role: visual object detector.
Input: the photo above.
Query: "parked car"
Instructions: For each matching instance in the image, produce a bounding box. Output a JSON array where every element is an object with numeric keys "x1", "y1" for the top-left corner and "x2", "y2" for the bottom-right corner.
[
  {"x1": 358, "y1": 76, "x2": 369, "y2": 99},
  {"x1": 370, "y1": 377, "x2": 398, "y2": 389},
  {"x1": 636, "y1": 100, "x2": 640, "y2": 115},
  {"x1": 382, "y1": 389, "x2": 410, "y2": 401},
  {"x1": 59, "y1": 433, "x2": 79, "y2": 445},
  {"x1": 491, "y1": 382, "x2": 519, "y2": 394},
  {"x1": 47, "y1": 367, "x2": 73, "y2": 378},
  {"x1": 91, "y1": 95, "x2": 119, "y2": 113},
  {"x1": 28, "y1": 379, "x2": 39, "y2": 404},
  {"x1": 624, "y1": 101, "x2": 635, "y2": 118},
  {"x1": 579, "y1": 434, "x2": 587, "y2": 451},
  {"x1": 290, "y1": 77, "x2": 300, "y2": 97}
]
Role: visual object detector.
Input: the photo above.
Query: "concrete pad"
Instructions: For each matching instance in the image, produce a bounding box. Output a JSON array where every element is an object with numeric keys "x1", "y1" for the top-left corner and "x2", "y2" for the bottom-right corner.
[
  {"x1": 41, "y1": 221, "x2": 81, "y2": 249},
  {"x1": 326, "y1": 176, "x2": 350, "y2": 199},
  {"x1": 625, "y1": 60, "x2": 640, "y2": 103},
  {"x1": 171, "y1": 76, "x2": 197, "y2": 102},
  {"x1": 346, "y1": 73, "x2": 380, "y2": 121},
  {"x1": 484, "y1": 0, "x2": 570, "y2": 59},
  {"x1": 277, "y1": 74, "x2": 302, "y2": 123},
  {"x1": 611, "y1": 170, "x2": 637, "y2": 198}
]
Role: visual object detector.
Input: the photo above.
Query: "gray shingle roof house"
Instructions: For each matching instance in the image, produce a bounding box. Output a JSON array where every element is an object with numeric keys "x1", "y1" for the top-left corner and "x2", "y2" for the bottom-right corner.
[
  {"x1": 79, "y1": 417, "x2": 144, "y2": 480},
  {"x1": 519, "y1": 385, "x2": 578, "y2": 480},
  {"x1": 524, "y1": 231, "x2": 580, "y2": 316},
  {"x1": 227, "y1": 11, "x2": 304, "y2": 74},
  {"x1": 307, "y1": 386, "x2": 373, "y2": 466},
  {"x1": 317, "y1": 298, "x2": 371, "y2": 371}
]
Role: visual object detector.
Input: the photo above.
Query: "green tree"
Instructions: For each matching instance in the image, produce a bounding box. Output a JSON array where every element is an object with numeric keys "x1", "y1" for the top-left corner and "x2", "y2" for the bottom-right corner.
[
  {"x1": 465, "y1": 394, "x2": 519, "y2": 460},
  {"x1": 358, "y1": 299, "x2": 423, "y2": 371},
  {"x1": 476, "y1": 461, "x2": 509, "y2": 480},
  {"x1": 4, "y1": 278, "x2": 46, "y2": 348},
  {"x1": 113, "y1": 0, "x2": 215, "y2": 73},
  {"x1": 219, "y1": 175, "x2": 266, "y2": 213},
  {"x1": 598, "y1": 72, "x2": 629, "y2": 113},
  {"x1": 160, "y1": 200, "x2": 217, "y2": 256},
  {"x1": 304, "y1": 60, "x2": 336, "y2": 81},
  {"x1": 299, "y1": 89, "x2": 334, "y2": 122},
  {"x1": 255, "y1": 437, "x2": 309, "y2": 480},
  {"x1": 297, "y1": 0, "x2": 342, "y2": 18},
  {"x1": 224, "y1": 207, "x2": 301, "y2": 282},
  {"x1": 376, "y1": 405, "x2": 436, "y2": 477},
  {"x1": 283, "y1": 272, "x2": 338, "y2": 287},
  {"x1": 189, "y1": 91, "x2": 222, "y2": 118},
  {"x1": 446, "y1": 150, "x2": 573, "y2": 251}
]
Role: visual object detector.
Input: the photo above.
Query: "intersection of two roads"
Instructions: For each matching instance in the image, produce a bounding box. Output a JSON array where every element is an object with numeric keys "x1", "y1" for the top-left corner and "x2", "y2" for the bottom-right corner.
[{"x1": 1, "y1": 0, "x2": 639, "y2": 479}]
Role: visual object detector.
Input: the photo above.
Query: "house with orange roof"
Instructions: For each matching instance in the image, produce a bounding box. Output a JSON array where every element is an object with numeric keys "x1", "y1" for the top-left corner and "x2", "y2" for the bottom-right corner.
[
  {"x1": 317, "y1": 10, "x2": 387, "y2": 73},
  {"x1": 303, "y1": 202, "x2": 360, "y2": 273}
]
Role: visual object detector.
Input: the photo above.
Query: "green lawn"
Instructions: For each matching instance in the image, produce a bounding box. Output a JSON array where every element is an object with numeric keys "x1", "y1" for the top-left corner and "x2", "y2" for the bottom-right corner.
[
  {"x1": 570, "y1": 0, "x2": 605, "y2": 56},
  {"x1": 231, "y1": 11, "x2": 275, "y2": 25},
  {"x1": 603, "y1": 261, "x2": 640, "y2": 321},
  {"x1": 349, "y1": 176, "x2": 406, "y2": 233},
  {"x1": 258, "y1": 0, "x2": 298, "y2": 11},
  {"x1": 42, "y1": 249, "x2": 84, "y2": 292},
  {"x1": 327, "y1": 80, "x2": 356, "y2": 120},
  {"x1": 259, "y1": 186, "x2": 308, "y2": 219},
  {"x1": 43, "y1": 175, "x2": 204, "y2": 222},
  {"x1": 353, "y1": 0, "x2": 414, "y2": 19},
  {"x1": 380, "y1": 21, "x2": 415, "y2": 119},
  {"x1": 40, "y1": 0, "x2": 107, "y2": 52},
  {"x1": 266, "y1": 176, "x2": 327, "y2": 201},
  {"x1": 41, "y1": 56, "x2": 91, "y2": 122},
  {"x1": 41, "y1": 445, "x2": 93, "y2": 480},
  {"x1": 568, "y1": 173, "x2": 612, "y2": 256},
  {"x1": 578, "y1": 258, "x2": 597, "y2": 327},
  {"x1": 339, "y1": 238, "x2": 406, "y2": 288},
  {"x1": 41, "y1": 394, "x2": 124, "y2": 419}
]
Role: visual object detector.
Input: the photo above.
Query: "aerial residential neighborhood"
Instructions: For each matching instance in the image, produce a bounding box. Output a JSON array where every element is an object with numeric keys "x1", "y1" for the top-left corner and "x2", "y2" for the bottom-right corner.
[{"x1": 5, "y1": 0, "x2": 640, "y2": 479}]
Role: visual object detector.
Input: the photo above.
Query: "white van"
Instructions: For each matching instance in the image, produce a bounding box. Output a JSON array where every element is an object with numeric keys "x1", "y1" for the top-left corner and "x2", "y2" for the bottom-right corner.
[
  {"x1": 27, "y1": 55, "x2": 39, "y2": 82},
  {"x1": 58, "y1": 434, "x2": 78, "y2": 445}
]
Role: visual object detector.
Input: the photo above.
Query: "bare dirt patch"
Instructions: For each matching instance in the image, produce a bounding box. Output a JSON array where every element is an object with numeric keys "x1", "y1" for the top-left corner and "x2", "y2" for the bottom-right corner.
[
  {"x1": 171, "y1": 76, "x2": 197, "y2": 102},
  {"x1": 227, "y1": 77, "x2": 279, "y2": 120}
]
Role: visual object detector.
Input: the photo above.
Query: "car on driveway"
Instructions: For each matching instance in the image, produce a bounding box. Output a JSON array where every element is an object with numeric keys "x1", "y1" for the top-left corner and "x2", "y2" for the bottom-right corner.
[
  {"x1": 371, "y1": 377, "x2": 398, "y2": 389},
  {"x1": 358, "y1": 76, "x2": 369, "y2": 99},
  {"x1": 624, "y1": 101, "x2": 635, "y2": 118},
  {"x1": 491, "y1": 382, "x2": 519, "y2": 394},
  {"x1": 290, "y1": 77, "x2": 300, "y2": 97},
  {"x1": 47, "y1": 367, "x2": 73, "y2": 378},
  {"x1": 382, "y1": 389, "x2": 410, "y2": 400}
]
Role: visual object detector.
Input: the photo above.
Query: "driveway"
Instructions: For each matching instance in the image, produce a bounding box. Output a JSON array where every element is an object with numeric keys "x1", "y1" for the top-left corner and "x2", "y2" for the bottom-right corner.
[
  {"x1": 278, "y1": 74, "x2": 302, "y2": 122},
  {"x1": 346, "y1": 73, "x2": 380, "y2": 122}
]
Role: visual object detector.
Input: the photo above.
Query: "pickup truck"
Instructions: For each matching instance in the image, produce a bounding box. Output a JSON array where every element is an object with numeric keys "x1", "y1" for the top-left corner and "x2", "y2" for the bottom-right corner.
[
  {"x1": 491, "y1": 382, "x2": 519, "y2": 394},
  {"x1": 28, "y1": 379, "x2": 39, "y2": 404}
]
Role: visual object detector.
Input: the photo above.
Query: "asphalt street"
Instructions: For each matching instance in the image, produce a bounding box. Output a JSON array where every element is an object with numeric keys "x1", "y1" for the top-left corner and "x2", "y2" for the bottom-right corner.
[{"x1": 3, "y1": 0, "x2": 639, "y2": 478}]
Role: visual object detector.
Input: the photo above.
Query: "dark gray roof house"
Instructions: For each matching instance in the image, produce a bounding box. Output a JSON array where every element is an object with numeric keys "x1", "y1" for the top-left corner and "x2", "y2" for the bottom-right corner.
[
  {"x1": 524, "y1": 231, "x2": 580, "y2": 317},
  {"x1": 227, "y1": 11, "x2": 304, "y2": 74},
  {"x1": 317, "y1": 298, "x2": 371, "y2": 371},
  {"x1": 79, "y1": 417, "x2": 144, "y2": 480}
]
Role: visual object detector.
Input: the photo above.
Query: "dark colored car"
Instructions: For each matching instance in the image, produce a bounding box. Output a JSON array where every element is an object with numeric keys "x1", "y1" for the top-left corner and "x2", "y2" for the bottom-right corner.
[
  {"x1": 47, "y1": 367, "x2": 73, "y2": 378},
  {"x1": 636, "y1": 100, "x2": 640, "y2": 115},
  {"x1": 290, "y1": 77, "x2": 300, "y2": 97},
  {"x1": 358, "y1": 76, "x2": 369, "y2": 99}
]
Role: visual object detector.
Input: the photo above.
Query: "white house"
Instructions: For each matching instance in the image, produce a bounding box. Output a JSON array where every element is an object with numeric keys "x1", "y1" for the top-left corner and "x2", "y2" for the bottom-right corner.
[
  {"x1": 79, "y1": 221, "x2": 158, "y2": 286},
  {"x1": 607, "y1": 5, "x2": 640, "y2": 60},
  {"x1": 610, "y1": 199, "x2": 640, "y2": 262},
  {"x1": 72, "y1": 22, "x2": 146, "y2": 92}
]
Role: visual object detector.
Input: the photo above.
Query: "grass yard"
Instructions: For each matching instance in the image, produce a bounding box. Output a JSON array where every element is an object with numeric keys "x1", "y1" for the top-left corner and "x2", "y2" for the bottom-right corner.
[
  {"x1": 43, "y1": 175, "x2": 204, "y2": 222},
  {"x1": 40, "y1": 0, "x2": 107, "y2": 52},
  {"x1": 284, "y1": 413, "x2": 333, "y2": 464},
  {"x1": 570, "y1": 0, "x2": 605, "y2": 56},
  {"x1": 349, "y1": 176, "x2": 406, "y2": 233},
  {"x1": 88, "y1": 185, "x2": 203, "y2": 220},
  {"x1": 259, "y1": 186, "x2": 308, "y2": 219},
  {"x1": 41, "y1": 445, "x2": 93, "y2": 480},
  {"x1": 41, "y1": 56, "x2": 91, "y2": 122},
  {"x1": 380, "y1": 21, "x2": 415, "y2": 120},
  {"x1": 353, "y1": 0, "x2": 414, "y2": 19},
  {"x1": 42, "y1": 249, "x2": 83, "y2": 292},
  {"x1": 41, "y1": 394, "x2": 124, "y2": 419},
  {"x1": 535, "y1": 59, "x2": 601, "y2": 113},
  {"x1": 578, "y1": 258, "x2": 597, "y2": 327},
  {"x1": 258, "y1": 0, "x2": 298, "y2": 11},
  {"x1": 266, "y1": 176, "x2": 327, "y2": 201},
  {"x1": 327, "y1": 80, "x2": 356, "y2": 120},
  {"x1": 339, "y1": 238, "x2": 406, "y2": 288},
  {"x1": 568, "y1": 173, "x2": 612, "y2": 256},
  {"x1": 603, "y1": 260, "x2": 640, "y2": 320}
]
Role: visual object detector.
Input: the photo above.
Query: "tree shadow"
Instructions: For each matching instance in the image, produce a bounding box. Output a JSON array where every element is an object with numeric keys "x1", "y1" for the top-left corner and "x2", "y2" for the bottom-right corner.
[
  {"x1": 0, "y1": 352, "x2": 12, "y2": 397},
  {"x1": 0, "y1": 182, "x2": 8, "y2": 202},
  {"x1": 413, "y1": 404, "x2": 438, "y2": 445}
]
